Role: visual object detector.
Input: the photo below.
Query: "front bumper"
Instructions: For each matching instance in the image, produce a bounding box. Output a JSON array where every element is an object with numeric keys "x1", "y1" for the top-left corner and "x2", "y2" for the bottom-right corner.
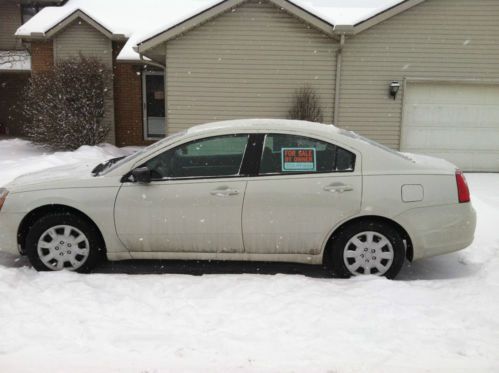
[
  {"x1": 395, "y1": 203, "x2": 477, "y2": 261},
  {"x1": 0, "y1": 212, "x2": 25, "y2": 255}
]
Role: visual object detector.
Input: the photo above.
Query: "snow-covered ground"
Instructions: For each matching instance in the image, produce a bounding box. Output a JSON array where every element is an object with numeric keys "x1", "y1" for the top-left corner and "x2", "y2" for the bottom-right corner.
[{"x1": 0, "y1": 139, "x2": 498, "y2": 372}]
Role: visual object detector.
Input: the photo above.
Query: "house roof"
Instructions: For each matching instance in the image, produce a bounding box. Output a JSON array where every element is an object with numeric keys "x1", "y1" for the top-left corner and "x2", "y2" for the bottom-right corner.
[{"x1": 16, "y1": 0, "x2": 422, "y2": 62}]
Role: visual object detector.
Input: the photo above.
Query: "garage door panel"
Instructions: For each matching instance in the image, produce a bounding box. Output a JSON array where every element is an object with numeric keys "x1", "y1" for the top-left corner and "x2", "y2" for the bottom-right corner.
[
  {"x1": 408, "y1": 84, "x2": 499, "y2": 105},
  {"x1": 407, "y1": 104, "x2": 499, "y2": 127},
  {"x1": 407, "y1": 127, "x2": 499, "y2": 150},
  {"x1": 402, "y1": 82, "x2": 499, "y2": 172}
]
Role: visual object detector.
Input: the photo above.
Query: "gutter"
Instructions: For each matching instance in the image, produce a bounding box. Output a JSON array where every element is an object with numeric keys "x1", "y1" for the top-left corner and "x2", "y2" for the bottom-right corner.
[
  {"x1": 132, "y1": 45, "x2": 166, "y2": 69},
  {"x1": 139, "y1": 54, "x2": 165, "y2": 69}
]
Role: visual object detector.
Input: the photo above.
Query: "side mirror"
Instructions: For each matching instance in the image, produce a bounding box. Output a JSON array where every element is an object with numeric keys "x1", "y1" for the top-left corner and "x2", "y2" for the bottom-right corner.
[{"x1": 131, "y1": 167, "x2": 151, "y2": 184}]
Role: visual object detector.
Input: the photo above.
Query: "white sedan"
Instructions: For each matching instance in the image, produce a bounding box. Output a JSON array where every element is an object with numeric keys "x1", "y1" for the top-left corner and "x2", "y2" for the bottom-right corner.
[{"x1": 0, "y1": 119, "x2": 476, "y2": 278}]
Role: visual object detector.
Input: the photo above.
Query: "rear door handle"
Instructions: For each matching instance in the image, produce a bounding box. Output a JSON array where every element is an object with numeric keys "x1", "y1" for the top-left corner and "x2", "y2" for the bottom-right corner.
[
  {"x1": 323, "y1": 183, "x2": 354, "y2": 193},
  {"x1": 210, "y1": 186, "x2": 240, "y2": 197}
]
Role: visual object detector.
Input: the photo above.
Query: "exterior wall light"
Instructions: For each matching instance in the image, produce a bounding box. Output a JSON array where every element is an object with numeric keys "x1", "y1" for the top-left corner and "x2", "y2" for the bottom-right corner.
[{"x1": 389, "y1": 81, "x2": 401, "y2": 100}]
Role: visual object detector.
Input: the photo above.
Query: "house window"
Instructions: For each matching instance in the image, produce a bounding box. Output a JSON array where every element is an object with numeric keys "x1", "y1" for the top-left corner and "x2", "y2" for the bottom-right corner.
[
  {"x1": 21, "y1": 5, "x2": 38, "y2": 24},
  {"x1": 142, "y1": 71, "x2": 166, "y2": 140},
  {"x1": 21, "y1": 4, "x2": 46, "y2": 24},
  {"x1": 21, "y1": 2, "x2": 63, "y2": 24}
]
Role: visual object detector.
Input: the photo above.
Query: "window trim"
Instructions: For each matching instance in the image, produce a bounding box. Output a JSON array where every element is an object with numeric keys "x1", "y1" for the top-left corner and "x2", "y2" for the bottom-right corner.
[
  {"x1": 257, "y1": 133, "x2": 357, "y2": 177},
  {"x1": 142, "y1": 70, "x2": 166, "y2": 141},
  {"x1": 240, "y1": 134, "x2": 265, "y2": 177}
]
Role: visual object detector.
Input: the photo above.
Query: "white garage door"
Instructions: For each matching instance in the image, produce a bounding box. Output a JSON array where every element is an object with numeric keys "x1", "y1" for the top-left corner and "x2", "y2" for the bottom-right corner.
[{"x1": 401, "y1": 82, "x2": 499, "y2": 172}]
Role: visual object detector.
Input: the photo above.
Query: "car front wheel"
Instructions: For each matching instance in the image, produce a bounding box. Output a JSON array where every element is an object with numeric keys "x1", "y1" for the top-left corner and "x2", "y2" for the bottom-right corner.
[
  {"x1": 25, "y1": 212, "x2": 104, "y2": 273},
  {"x1": 327, "y1": 221, "x2": 406, "y2": 279}
]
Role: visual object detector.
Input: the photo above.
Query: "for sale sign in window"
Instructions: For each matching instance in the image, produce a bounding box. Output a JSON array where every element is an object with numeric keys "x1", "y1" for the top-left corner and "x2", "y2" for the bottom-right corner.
[{"x1": 281, "y1": 148, "x2": 317, "y2": 172}]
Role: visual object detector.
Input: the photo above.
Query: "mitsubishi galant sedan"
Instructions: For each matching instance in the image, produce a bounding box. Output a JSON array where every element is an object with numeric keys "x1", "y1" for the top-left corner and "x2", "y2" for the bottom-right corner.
[{"x1": 0, "y1": 119, "x2": 476, "y2": 278}]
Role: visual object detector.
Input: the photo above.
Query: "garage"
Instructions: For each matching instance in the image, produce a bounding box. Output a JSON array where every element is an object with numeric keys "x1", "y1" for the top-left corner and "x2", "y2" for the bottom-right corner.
[{"x1": 401, "y1": 82, "x2": 499, "y2": 172}]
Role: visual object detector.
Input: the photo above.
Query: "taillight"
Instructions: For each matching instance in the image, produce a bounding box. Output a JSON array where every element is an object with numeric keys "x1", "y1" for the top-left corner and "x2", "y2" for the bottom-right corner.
[{"x1": 455, "y1": 170, "x2": 470, "y2": 203}]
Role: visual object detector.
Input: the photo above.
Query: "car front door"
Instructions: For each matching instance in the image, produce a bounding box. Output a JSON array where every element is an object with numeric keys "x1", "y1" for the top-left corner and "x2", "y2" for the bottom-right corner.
[
  {"x1": 242, "y1": 133, "x2": 362, "y2": 255},
  {"x1": 114, "y1": 134, "x2": 250, "y2": 254}
]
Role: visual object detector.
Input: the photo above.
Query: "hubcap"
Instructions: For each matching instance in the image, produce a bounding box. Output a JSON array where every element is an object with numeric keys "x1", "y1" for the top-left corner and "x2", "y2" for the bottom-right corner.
[
  {"x1": 343, "y1": 231, "x2": 394, "y2": 276},
  {"x1": 37, "y1": 225, "x2": 90, "y2": 271}
]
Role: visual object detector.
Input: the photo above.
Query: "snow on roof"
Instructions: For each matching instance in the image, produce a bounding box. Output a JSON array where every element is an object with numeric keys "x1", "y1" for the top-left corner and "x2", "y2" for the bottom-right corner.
[
  {"x1": 290, "y1": 0, "x2": 406, "y2": 25},
  {"x1": 16, "y1": 0, "x2": 405, "y2": 62},
  {"x1": 0, "y1": 51, "x2": 31, "y2": 72}
]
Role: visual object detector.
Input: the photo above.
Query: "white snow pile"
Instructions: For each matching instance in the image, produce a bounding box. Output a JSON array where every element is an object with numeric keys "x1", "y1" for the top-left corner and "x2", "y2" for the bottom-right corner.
[
  {"x1": 0, "y1": 51, "x2": 31, "y2": 72},
  {"x1": 16, "y1": 0, "x2": 405, "y2": 62},
  {"x1": 0, "y1": 139, "x2": 136, "y2": 186},
  {"x1": 0, "y1": 139, "x2": 498, "y2": 372}
]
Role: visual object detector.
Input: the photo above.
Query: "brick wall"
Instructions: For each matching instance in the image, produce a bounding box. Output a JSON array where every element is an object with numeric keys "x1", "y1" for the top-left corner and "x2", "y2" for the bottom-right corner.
[
  {"x1": 31, "y1": 41, "x2": 54, "y2": 73},
  {"x1": 112, "y1": 42, "x2": 152, "y2": 147}
]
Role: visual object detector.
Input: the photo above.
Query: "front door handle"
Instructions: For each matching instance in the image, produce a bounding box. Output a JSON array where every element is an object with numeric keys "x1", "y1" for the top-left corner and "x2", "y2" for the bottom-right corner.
[
  {"x1": 323, "y1": 183, "x2": 354, "y2": 193},
  {"x1": 210, "y1": 186, "x2": 240, "y2": 197}
]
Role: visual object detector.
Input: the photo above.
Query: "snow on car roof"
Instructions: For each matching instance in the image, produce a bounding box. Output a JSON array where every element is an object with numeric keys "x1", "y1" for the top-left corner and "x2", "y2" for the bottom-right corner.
[
  {"x1": 16, "y1": 0, "x2": 406, "y2": 62},
  {"x1": 186, "y1": 118, "x2": 343, "y2": 136}
]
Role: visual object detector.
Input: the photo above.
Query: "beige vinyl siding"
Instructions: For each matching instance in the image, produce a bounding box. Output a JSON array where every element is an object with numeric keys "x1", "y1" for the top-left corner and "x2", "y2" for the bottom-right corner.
[
  {"x1": 0, "y1": 0, "x2": 22, "y2": 50},
  {"x1": 339, "y1": 0, "x2": 499, "y2": 149},
  {"x1": 165, "y1": 0, "x2": 337, "y2": 134},
  {"x1": 54, "y1": 19, "x2": 115, "y2": 144},
  {"x1": 54, "y1": 20, "x2": 112, "y2": 63}
]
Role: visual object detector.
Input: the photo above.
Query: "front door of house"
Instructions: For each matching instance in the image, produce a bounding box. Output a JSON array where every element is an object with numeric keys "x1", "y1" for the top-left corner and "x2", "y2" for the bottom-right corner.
[{"x1": 143, "y1": 72, "x2": 165, "y2": 139}]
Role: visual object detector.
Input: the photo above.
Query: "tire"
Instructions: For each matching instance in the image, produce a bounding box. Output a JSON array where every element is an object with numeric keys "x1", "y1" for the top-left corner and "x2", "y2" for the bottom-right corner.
[
  {"x1": 25, "y1": 212, "x2": 104, "y2": 273},
  {"x1": 325, "y1": 220, "x2": 406, "y2": 279}
]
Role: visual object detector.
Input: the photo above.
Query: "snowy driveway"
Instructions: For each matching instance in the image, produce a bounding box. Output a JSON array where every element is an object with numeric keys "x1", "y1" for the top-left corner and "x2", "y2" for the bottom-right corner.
[{"x1": 0, "y1": 139, "x2": 498, "y2": 372}]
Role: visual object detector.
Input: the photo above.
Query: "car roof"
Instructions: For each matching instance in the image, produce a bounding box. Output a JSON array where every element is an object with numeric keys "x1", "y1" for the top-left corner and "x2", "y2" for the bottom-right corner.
[{"x1": 186, "y1": 118, "x2": 346, "y2": 138}]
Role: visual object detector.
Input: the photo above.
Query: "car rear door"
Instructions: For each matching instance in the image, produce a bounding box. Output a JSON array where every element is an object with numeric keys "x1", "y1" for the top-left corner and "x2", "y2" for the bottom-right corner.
[
  {"x1": 242, "y1": 133, "x2": 362, "y2": 255},
  {"x1": 114, "y1": 134, "x2": 250, "y2": 254}
]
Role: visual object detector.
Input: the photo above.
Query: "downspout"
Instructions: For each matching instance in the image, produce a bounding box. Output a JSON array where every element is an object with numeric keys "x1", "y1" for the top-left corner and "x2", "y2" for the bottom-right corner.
[{"x1": 333, "y1": 34, "x2": 345, "y2": 125}]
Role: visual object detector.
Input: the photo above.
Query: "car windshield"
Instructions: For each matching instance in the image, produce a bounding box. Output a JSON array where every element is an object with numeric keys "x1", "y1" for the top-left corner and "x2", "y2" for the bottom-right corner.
[{"x1": 97, "y1": 130, "x2": 187, "y2": 176}]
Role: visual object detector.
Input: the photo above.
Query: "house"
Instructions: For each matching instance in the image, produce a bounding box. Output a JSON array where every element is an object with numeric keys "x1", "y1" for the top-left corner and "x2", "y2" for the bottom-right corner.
[
  {"x1": 14, "y1": 0, "x2": 499, "y2": 172},
  {"x1": 0, "y1": 0, "x2": 61, "y2": 136}
]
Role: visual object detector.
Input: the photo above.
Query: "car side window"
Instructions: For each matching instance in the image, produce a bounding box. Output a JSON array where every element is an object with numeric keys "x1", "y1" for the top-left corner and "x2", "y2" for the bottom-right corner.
[
  {"x1": 259, "y1": 134, "x2": 355, "y2": 175},
  {"x1": 144, "y1": 134, "x2": 249, "y2": 179}
]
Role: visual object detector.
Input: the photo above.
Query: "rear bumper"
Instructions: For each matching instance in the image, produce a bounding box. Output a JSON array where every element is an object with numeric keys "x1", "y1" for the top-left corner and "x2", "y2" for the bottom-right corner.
[
  {"x1": 0, "y1": 212, "x2": 24, "y2": 255},
  {"x1": 395, "y1": 203, "x2": 476, "y2": 261}
]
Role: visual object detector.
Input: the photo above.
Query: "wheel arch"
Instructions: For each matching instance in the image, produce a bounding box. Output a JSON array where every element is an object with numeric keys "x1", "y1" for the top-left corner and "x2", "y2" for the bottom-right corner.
[
  {"x1": 323, "y1": 215, "x2": 414, "y2": 263},
  {"x1": 17, "y1": 204, "x2": 107, "y2": 255}
]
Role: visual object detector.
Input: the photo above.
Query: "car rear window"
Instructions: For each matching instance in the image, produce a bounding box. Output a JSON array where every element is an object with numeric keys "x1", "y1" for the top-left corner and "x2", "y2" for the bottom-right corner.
[{"x1": 259, "y1": 134, "x2": 355, "y2": 175}]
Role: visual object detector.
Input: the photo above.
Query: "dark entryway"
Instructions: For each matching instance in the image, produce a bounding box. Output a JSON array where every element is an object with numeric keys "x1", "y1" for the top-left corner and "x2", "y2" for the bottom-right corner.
[{"x1": 0, "y1": 73, "x2": 29, "y2": 136}]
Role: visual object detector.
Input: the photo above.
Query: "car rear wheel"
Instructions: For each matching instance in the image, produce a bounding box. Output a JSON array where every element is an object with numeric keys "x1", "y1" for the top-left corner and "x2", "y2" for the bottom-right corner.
[
  {"x1": 326, "y1": 221, "x2": 406, "y2": 279},
  {"x1": 25, "y1": 213, "x2": 104, "y2": 273}
]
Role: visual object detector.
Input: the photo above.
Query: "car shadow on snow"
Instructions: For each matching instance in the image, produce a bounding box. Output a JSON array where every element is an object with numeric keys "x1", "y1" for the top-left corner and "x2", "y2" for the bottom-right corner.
[
  {"x1": 96, "y1": 259, "x2": 332, "y2": 278},
  {"x1": 95, "y1": 253, "x2": 482, "y2": 281},
  {"x1": 0, "y1": 252, "x2": 481, "y2": 281}
]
